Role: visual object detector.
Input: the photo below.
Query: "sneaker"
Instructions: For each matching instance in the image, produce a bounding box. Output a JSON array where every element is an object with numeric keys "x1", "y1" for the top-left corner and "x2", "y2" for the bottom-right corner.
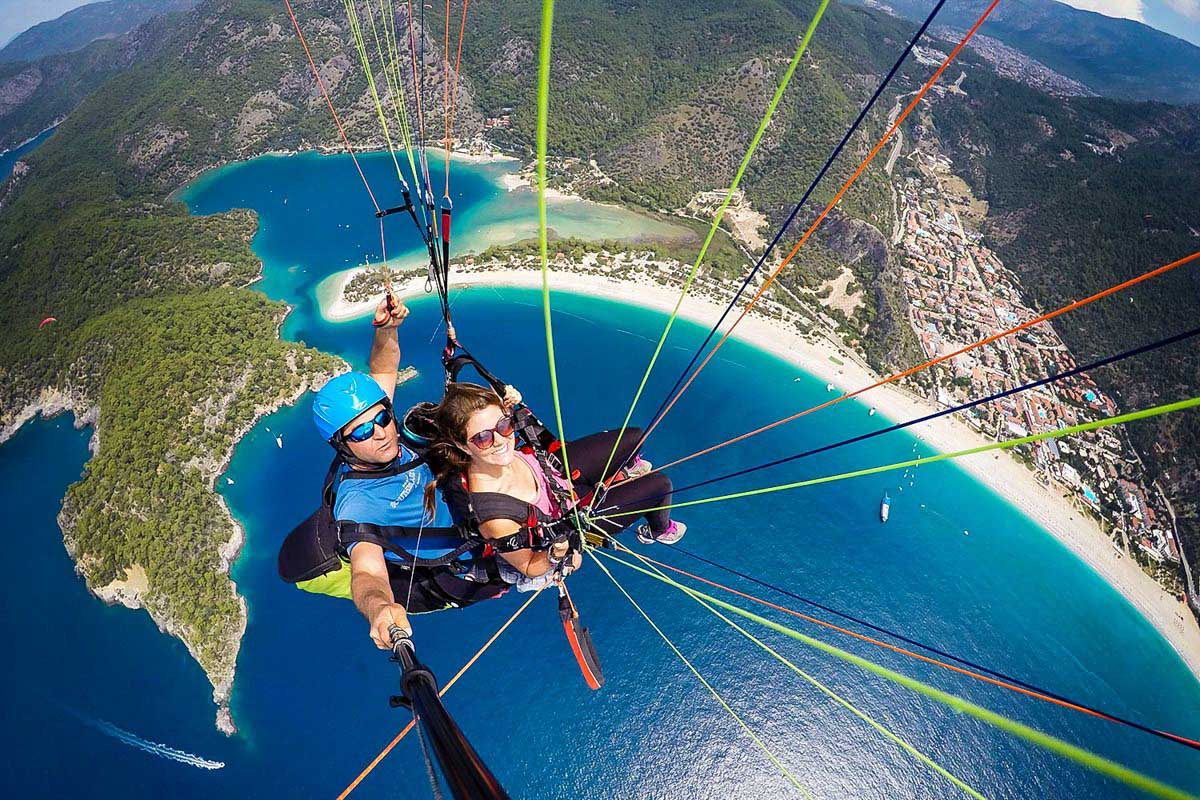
[
  {"x1": 625, "y1": 456, "x2": 653, "y2": 479},
  {"x1": 636, "y1": 520, "x2": 686, "y2": 545}
]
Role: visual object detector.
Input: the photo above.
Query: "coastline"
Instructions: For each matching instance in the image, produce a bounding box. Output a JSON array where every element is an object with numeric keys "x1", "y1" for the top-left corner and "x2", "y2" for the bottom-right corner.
[
  {"x1": 1, "y1": 316, "x2": 345, "y2": 736},
  {"x1": 324, "y1": 265, "x2": 1200, "y2": 679},
  {"x1": 0, "y1": 120, "x2": 61, "y2": 158},
  {"x1": 171, "y1": 144, "x2": 517, "y2": 203}
]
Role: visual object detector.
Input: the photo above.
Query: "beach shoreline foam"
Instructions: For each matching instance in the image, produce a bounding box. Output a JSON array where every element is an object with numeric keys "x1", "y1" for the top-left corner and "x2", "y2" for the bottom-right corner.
[{"x1": 323, "y1": 264, "x2": 1200, "y2": 680}]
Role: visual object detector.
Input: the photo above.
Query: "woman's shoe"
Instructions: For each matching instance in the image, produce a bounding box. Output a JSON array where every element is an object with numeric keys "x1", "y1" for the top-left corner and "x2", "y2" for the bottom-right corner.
[
  {"x1": 636, "y1": 520, "x2": 686, "y2": 544},
  {"x1": 625, "y1": 456, "x2": 653, "y2": 478}
]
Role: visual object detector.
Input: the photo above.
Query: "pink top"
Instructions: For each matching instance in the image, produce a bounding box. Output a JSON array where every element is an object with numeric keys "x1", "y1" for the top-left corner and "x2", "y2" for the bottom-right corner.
[{"x1": 515, "y1": 450, "x2": 570, "y2": 517}]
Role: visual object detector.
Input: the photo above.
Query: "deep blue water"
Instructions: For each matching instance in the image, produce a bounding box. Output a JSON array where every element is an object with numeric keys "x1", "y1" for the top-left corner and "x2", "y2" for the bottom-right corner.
[
  {"x1": 0, "y1": 125, "x2": 56, "y2": 181},
  {"x1": 3, "y1": 150, "x2": 1199, "y2": 799}
]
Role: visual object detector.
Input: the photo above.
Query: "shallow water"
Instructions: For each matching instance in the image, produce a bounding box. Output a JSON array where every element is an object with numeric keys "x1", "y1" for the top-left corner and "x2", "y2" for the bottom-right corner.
[{"x1": 2, "y1": 151, "x2": 1198, "y2": 799}]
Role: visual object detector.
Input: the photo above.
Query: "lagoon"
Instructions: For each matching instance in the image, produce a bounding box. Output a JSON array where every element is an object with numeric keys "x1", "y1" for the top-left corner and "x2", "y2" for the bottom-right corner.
[{"x1": 2, "y1": 150, "x2": 1198, "y2": 798}]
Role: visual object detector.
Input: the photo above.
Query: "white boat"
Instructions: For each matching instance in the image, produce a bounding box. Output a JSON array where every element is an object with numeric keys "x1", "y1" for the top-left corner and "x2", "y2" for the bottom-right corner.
[
  {"x1": 275, "y1": 435, "x2": 284, "y2": 449},
  {"x1": 880, "y1": 492, "x2": 891, "y2": 523}
]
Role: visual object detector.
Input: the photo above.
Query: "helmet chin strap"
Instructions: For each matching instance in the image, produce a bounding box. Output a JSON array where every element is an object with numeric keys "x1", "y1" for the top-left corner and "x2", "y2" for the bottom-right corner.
[{"x1": 333, "y1": 439, "x2": 397, "y2": 471}]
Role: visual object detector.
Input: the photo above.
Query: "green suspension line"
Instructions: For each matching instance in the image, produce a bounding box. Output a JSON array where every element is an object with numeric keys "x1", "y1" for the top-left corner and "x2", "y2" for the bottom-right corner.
[
  {"x1": 592, "y1": 539, "x2": 988, "y2": 800},
  {"x1": 598, "y1": 0, "x2": 834, "y2": 483},
  {"x1": 589, "y1": 552, "x2": 814, "y2": 798},
  {"x1": 342, "y1": 0, "x2": 409, "y2": 196},
  {"x1": 597, "y1": 551, "x2": 1200, "y2": 800},
  {"x1": 602, "y1": 396, "x2": 1200, "y2": 518},
  {"x1": 534, "y1": 0, "x2": 575, "y2": 486}
]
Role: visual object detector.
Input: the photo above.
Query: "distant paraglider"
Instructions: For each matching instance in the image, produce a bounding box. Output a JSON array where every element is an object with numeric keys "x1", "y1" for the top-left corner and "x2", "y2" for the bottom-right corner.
[{"x1": 38, "y1": 317, "x2": 57, "y2": 329}]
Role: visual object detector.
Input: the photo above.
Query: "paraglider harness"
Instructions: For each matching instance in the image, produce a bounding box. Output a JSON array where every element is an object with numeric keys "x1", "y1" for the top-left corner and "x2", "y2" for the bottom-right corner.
[
  {"x1": 443, "y1": 346, "x2": 606, "y2": 691},
  {"x1": 275, "y1": 440, "x2": 510, "y2": 611},
  {"x1": 276, "y1": 346, "x2": 599, "y2": 608},
  {"x1": 441, "y1": 347, "x2": 606, "y2": 562}
]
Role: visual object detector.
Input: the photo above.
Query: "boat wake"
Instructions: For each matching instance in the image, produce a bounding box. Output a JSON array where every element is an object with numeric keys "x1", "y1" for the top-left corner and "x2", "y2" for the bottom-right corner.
[{"x1": 77, "y1": 713, "x2": 225, "y2": 770}]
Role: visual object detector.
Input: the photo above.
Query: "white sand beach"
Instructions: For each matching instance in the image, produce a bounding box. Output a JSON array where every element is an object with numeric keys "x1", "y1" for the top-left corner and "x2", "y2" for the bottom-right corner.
[{"x1": 324, "y1": 264, "x2": 1200, "y2": 679}]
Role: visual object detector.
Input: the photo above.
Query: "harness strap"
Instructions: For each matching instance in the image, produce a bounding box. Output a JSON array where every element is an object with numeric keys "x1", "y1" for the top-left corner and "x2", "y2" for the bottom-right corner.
[
  {"x1": 337, "y1": 453, "x2": 428, "y2": 483},
  {"x1": 453, "y1": 483, "x2": 561, "y2": 554},
  {"x1": 441, "y1": 347, "x2": 593, "y2": 558},
  {"x1": 331, "y1": 453, "x2": 484, "y2": 568},
  {"x1": 336, "y1": 520, "x2": 479, "y2": 567},
  {"x1": 443, "y1": 350, "x2": 507, "y2": 394}
]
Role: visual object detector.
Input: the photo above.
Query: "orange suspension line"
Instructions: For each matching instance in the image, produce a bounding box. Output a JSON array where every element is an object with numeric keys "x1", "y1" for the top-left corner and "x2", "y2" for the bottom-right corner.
[
  {"x1": 283, "y1": 0, "x2": 381, "y2": 214},
  {"x1": 635, "y1": 0, "x2": 1001, "y2": 446},
  {"x1": 284, "y1": 0, "x2": 392, "y2": 292},
  {"x1": 649, "y1": 248, "x2": 1200, "y2": 474},
  {"x1": 622, "y1": 545, "x2": 1200, "y2": 750},
  {"x1": 334, "y1": 585, "x2": 546, "y2": 799}
]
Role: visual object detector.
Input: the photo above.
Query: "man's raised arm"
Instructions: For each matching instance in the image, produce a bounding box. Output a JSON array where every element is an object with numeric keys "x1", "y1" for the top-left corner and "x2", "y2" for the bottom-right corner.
[{"x1": 368, "y1": 292, "x2": 409, "y2": 397}]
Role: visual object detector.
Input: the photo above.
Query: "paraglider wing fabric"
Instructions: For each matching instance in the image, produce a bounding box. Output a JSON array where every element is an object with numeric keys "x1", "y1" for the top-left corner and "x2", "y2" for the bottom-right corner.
[
  {"x1": 562, "y1": 616, "x2": 604, "y2": 690},
  {"x1": 559, "y1": 593, "x2": 604, "y2": 690}
]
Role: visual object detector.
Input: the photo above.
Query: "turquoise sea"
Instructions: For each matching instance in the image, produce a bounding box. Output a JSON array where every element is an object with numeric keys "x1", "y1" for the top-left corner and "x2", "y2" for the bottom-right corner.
[{"x1": 3, "y1": 149, "x2": 1199, "y2": 799}]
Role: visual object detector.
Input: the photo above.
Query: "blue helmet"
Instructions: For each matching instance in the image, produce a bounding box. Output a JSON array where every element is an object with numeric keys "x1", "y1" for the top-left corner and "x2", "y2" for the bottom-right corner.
[{"x1": 313, "y1": 372, "x2": 388, "y2": 442}]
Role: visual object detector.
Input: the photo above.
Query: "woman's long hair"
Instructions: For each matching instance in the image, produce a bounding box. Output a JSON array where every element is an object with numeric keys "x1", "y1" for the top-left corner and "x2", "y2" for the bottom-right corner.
[{"x1": 422, "y1": 382, "x2": 505, "y2": 516}]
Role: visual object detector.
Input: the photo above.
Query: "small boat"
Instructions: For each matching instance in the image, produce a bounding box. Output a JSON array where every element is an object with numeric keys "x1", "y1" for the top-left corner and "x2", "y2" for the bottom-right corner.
[
  {"x1": 275, "y1": 435, "x2": 284, "y2": 449},
  {"x1": 826, "y1": 383, "x2": 834, "y2": 391},
  {"x1": 880, "y1": 492, "x2": 891, "y2": 523},
  {"x1": 225, "y1": 478, "x2": 235, "y2": 485},
  {"x1": 868, "y1": 407, "x2": 877, "y2": 416}
]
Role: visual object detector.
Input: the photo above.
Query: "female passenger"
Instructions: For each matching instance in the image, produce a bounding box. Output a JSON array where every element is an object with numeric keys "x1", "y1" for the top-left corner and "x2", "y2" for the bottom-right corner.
[{"x1": 422, "y1": 383, "x2": 685, "y2": 584}]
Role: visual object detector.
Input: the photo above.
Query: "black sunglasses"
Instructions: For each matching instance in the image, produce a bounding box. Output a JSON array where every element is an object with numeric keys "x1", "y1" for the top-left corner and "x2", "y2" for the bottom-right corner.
[
  {"x1": 343, "y1": 406, "x2": 394, "y2": 443},
  {"x1": 468, "y1": 415, "x2": 515, "y2": 450}
]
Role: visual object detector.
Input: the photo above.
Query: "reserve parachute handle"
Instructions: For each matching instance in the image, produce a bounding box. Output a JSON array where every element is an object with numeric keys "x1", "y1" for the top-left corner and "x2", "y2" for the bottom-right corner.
[{"x1": 387, "y1": 626, "x2": 511, "y2": 800}]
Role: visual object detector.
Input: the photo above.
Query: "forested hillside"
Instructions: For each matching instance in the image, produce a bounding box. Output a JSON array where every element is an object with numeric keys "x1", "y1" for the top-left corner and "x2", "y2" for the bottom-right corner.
[
  {"x1": 0, "y1": 0, "x2": 350, "y2": 726},
  {"x1": 1, "y1": 0, "x2": 1197, "y2": 720},
  {"x1": 924, "y1": 68, "x2": 1200, "y2": 579},
  {"x1": 875, "y1": 0, "x2": 1200, "y2": 104},
  {"x1": 0, "y1": 30, "x2": 162, "y2": 151}
]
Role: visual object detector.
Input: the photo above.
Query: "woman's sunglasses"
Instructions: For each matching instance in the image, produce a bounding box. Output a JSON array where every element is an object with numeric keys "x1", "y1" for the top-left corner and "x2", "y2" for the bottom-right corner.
[
  {"x1": 343, "y1": 406, "x2": 394, "y2": 443},
  {"x1": 468, "y1": 415, "x2": 515, "y2": 449}
]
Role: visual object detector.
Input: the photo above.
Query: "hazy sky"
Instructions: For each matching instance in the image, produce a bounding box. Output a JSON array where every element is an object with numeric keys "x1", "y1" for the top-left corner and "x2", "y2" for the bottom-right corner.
[
  {"x1": 1, "y1": 0, "x2": 1199, "y2": 50},
  {"x1": 1061, "y1": 0, "x2": 1200, "y2": 45},
  {"x1": 0, "y1": 0, "x2": 97, "y2": 48}
]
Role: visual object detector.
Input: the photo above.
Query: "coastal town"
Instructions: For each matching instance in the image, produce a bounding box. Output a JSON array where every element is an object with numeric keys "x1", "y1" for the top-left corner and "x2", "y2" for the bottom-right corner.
[
  {"x1": 341, "y1": 140, "x2": 1189, "y2": 600},
  {"x1": 887, "y1": 143, "x2": 1185, "y2": 590}
]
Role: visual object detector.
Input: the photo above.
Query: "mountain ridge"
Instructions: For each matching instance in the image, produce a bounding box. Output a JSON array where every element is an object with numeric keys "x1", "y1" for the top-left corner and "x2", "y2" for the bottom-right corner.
[
  {"x1": 0, "y1": 0, "x2": 200, "y2": 64},
  {"x1": 863, "y1": 0, "x2": 1200, "y2": 104},
  {"x1": 0, "y1": 0, "x2": 1197, "y2": 726}
]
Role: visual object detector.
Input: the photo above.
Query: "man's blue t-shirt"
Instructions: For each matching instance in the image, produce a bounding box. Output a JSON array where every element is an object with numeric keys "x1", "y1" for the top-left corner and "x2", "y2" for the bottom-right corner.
[{"x1": 333, "y1": 444, "x2": 466, "y2": 562}]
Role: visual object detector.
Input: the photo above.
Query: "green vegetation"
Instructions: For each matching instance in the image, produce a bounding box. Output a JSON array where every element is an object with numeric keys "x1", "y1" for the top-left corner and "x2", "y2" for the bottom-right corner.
[
  {"x1": 3, "y1": 0, "x2": 1199, "y2": 711},
  {"x1": 0, "y1": 0, "x2": 347, "y2": 707},
  {"x1": 437, "y1": 0, "x2": 902, "y2": 223},
  {"x1": 0, "y1": 0, "x2": 197, "y2": 65},
  {"x1": 928, "y1": 65, "x2": 1200, "y2": 587},
  {"x1": 878, "y1": 0, "x2": 1200, "y2": 105},
  {"x1": 62, "y1": 290, "x2": 340, "y2": 671}
]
